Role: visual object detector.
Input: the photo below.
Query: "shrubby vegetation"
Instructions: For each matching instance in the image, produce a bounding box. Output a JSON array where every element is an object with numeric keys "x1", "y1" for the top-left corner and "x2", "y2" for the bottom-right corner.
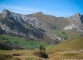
[
  {"x1": 33, "y1": 45, "x2": 48, "y2": 58},
  {"x1": 0, "y1": 35, "x2": 49, "y2": 50}
]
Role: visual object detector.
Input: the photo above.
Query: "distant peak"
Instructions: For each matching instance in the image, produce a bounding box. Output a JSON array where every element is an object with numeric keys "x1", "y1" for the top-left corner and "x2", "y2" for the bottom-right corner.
[
  {"x1": 2, "y1": 9, "x2": 11, "y2": 18},
  {"x1": 3, "y1": 9, "x2": 10, "y2": 12},
  {"x1": 74, "y1": 13, "x2": 81, "y2": 17},
  {"x1": 36, "y1": 11, "x2": 43, "y2": 15},
  {"x1": 70, "y1": 13, "x2": 81, "y2": 19}
]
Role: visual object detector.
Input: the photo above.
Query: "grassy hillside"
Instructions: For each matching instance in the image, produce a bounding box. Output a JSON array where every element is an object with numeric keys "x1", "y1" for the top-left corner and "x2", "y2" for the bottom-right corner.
[
  {"x1": 49, "y1": 30, "x2": 67, "y2": 39},
  {"x1": 49, "y1": 29, "x2": 82, "y2": 39},
  {"x1": 0, "y1": 35, "x2": 26, "y2": 44},
  {"x1": 46, "y1": 37, "x2": 83, "y2": 52},
  {"x1": 0, "y1": 38, "x2": 83, "y2": 60},
  {"x1": 0, "y1": 34, "x2": 49, "y2": 49},
  {"x1": 44, "y1": 37, "x2": 83, "y2": 60},
  {"x1": 28, "y1": 12, "x2": 57, "y2": 25}
]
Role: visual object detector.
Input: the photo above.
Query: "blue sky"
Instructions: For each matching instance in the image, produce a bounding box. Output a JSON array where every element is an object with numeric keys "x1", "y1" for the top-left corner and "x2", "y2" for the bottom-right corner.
[{"x1": 0, "y1": 0, "x2": 83, "y2": 17}]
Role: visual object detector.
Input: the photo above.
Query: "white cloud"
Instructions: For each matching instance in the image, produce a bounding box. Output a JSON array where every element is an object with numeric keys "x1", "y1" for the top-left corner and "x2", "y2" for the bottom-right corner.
[
  {"x1": 0, "y1": 4, "x2": 73, "y2": 17},
  {"x1": 0, "y1": 4, "x2": 53, "y2": 14},
  {"x1": 0, "y1": 4, "x2": 41, "y2": 14}
]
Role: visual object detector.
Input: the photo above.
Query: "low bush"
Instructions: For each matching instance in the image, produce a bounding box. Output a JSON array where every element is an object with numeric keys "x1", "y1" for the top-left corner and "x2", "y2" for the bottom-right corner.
[{"x1": 33, "y1": 51, "x2": 48, "y2": 58}]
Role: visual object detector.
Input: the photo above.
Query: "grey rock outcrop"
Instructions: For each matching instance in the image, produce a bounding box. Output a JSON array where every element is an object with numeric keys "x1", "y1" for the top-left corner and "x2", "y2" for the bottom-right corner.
[
  {"x1": 2, "y1": 9, "x2": 49, "y2": 29},
  {"x1": 64, "y1": 13, "x2": 83, "y2": 32}
]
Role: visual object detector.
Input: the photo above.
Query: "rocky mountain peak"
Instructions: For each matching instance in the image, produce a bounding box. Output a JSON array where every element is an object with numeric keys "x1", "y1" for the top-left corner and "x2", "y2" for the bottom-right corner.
[
  {"x1": 68, "y1": 13, "x2": 81, "y2": 21},
  {"x1": 64, "y1": 13, "x2": 83, "y2": 32},
  {"x1": 2, "y1": 9, "x2": 11, "y2": 18},
  {"x1": 72, "y1": 13, "x2": 81, "y2": 19},
  {"x1": 1, "y1": 9, "x2": 52, "y2": 30},
  {"x1": 3, "y1": 9, "x2": 10, "y2": 12},
  {"x1": 74, "y1": 13, "x2": 80, "y2": 16},
  {"x1": 35, "y1": 11, "x2": 44, "y2": 16}
]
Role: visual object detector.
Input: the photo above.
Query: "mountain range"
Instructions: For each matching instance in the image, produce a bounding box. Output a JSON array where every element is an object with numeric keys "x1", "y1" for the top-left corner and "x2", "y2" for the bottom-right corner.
[
  {"x1": 0, "y1": 9, "x2": 83, "y2": 49},
  {"x1": 28, "y1": 11, "x2": 83, "y2": 38}
]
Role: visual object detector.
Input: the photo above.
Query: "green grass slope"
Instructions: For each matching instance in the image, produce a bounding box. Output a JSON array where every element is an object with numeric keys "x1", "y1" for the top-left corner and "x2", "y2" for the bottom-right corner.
[
  {"x1": 0, "y1": 34, "x2": 49, "y2": 49},
  {"x1": 47, "y1": 38, "x2": 83, "y2": 52}
]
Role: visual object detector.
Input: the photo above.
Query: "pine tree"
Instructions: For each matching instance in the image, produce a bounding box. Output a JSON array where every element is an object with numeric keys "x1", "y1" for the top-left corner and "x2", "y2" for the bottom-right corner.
[
  {"x1": 43, "y1": 47, "x2": 45, "y2": 53},
  {"x1": 39, "y1": 45, "x2": 43, "y2": 50}
]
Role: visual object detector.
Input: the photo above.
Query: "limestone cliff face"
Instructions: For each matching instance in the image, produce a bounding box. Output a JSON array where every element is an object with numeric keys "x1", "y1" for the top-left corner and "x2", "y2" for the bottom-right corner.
[
  {"x1": 64, "y1": 13, "x2": 83, "y2": 32},
  {"x1": 2, "y1": 9, "x2": 46, "y2": 28},
  {"x1": 0, "y1": 9, "x2": 61, "y2": 44}
]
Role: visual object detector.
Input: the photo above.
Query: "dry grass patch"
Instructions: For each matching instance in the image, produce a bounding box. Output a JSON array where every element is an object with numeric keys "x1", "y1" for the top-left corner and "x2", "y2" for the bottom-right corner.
[
  {"x1": 0, "y1": 53, "x2": 13, "y2": 60},
  {"x1": 63, "y1": 53, "x2": 79, "y2": 56}
]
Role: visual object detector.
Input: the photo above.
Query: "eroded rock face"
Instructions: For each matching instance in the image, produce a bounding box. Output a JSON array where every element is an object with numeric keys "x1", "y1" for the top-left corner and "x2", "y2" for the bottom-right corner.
[
  {"x1": 0, "y1": 19, "x2": 26, "y2": 36},
  {"x1": 2, "y1": 9, "x2": 48, "y2": 29},
  {"x1": 64, "y1": 13, "x2": 83, "y2": 32},
  {"x1": 0, "y1": 9, "x2": 61, "y2": 44}
]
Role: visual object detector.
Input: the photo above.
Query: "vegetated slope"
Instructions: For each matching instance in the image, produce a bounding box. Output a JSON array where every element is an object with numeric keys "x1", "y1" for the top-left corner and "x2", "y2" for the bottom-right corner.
[
  {"x1": 47, "y1": 37, "x2": 83, "y2": 52},
  {"x1": 49, "y1": 29, "x2": 82, "y2": 39},
  {"x1": 28, "y1": 12, "x2": 70, "y2": 30},
  {"x1": 28, "y1": 12, "x2": 57, "y2": 25},
  {"x1": 0, "y1": 34, "x2": 49, "y2": 50}
]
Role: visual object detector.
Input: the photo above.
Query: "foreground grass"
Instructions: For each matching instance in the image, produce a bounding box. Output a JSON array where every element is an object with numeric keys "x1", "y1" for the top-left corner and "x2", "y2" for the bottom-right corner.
[
  {"x1": 0, "y1": 49, "x2": 83, "y2": 60},
  {"x1": 63, "y1": 53, "x2": 79, "y2": 56},
  {"x1": 0, "y1": 53, "x2": 12, "y2": 60},
  {"x1": 0, "y1": 50, "x2": 44, "y2": 60}
]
